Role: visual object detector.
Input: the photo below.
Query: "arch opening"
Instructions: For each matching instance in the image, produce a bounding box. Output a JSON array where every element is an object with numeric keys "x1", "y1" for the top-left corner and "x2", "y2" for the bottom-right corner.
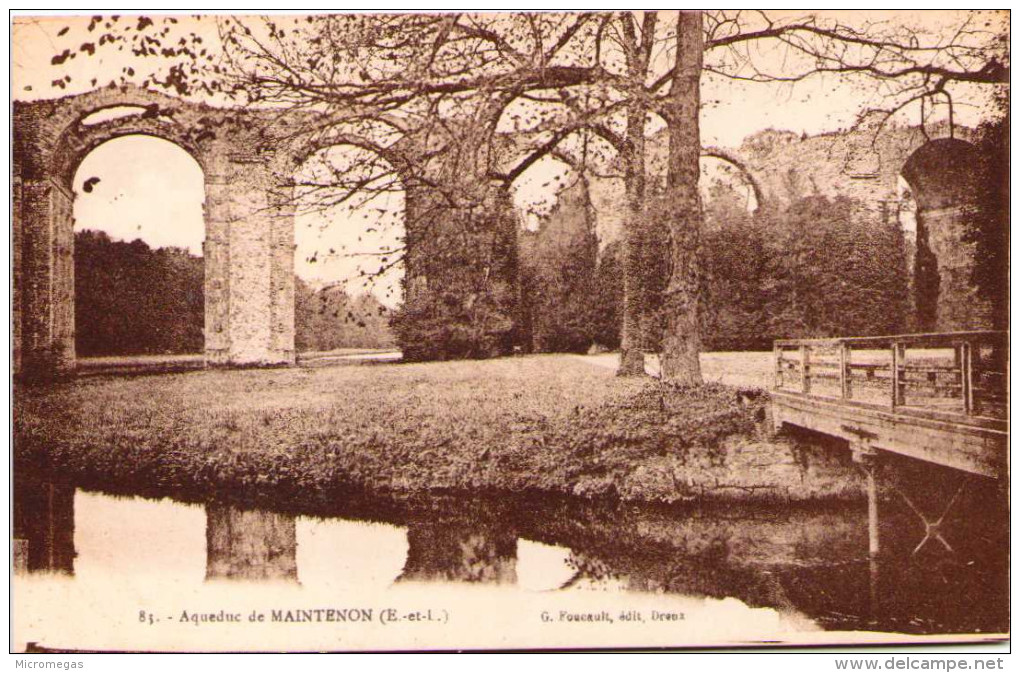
[
  {"x1": 71, "y1": 134, "x2": 206, "y2": 361},
  {"x1": 292, "y1": 144, "x2": 406, "y2": 357},
  {"x1": 16, "y1": 89, "x2": 302, "y2": 377},
  {"x1": 898, "y1": 138, "x2": 995, "y2": 333}
]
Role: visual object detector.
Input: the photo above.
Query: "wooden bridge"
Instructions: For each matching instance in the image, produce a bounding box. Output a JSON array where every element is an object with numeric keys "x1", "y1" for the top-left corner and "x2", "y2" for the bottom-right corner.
[{"x1": 771, "y1": 331, "x2": 1008, "y2": 479}]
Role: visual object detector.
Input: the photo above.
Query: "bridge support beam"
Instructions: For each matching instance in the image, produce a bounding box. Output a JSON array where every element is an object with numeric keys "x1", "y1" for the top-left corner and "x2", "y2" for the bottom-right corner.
[
  {"x1": 849, "y1": 425, "x2": 971, "y2": 563},
  {"x1": 890, "y1": 477, "x2": 967, "y2": 557},
  {"x1": 849, "y1": 433, "x2": 882, "y2": 619},
  {"x1": 849, "y1": 433, "x2": 881, "y2": 560}
]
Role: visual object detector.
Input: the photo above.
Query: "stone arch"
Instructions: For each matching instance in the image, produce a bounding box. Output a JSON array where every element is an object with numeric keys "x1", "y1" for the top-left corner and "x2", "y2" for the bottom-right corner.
[
  {"x1": 53, "y1": 120, "x2": 210, "y2": 194},
  {"x1": 900, "y1": 138, "x2": 996, "y2": 332},
  {"x1": 701, "y1": 146, "x2": 765, "y2": 212},
  {"x1": 71, "y1": 133, "x2": 206, "y2": 358},
  {"x1": 289, "y1": 140, "x2": 410, "y2": 351},
  {"x1": 285, "y1": 123, "x2": 520, "y2": 361},
  {"x1": 13, "y1": 86, "x2": 297, "y2": 378}
]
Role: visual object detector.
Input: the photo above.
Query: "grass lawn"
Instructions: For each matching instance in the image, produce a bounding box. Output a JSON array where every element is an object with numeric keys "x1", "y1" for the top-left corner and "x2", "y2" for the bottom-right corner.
[{"x1": 15, "y1": 355, "x2": 765, "y2": 503}]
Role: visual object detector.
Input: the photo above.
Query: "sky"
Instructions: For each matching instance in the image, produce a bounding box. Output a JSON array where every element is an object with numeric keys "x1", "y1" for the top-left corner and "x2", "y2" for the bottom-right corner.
[
  {"x1": 71, "y1": 134, "x2": 407, "y2": 305},
  {"x1": 13, "y1": 11, "x2": 1006, "y2": 306},
  {"x1": 73, "y1": 134, "x2": 205, "y2": 254}
]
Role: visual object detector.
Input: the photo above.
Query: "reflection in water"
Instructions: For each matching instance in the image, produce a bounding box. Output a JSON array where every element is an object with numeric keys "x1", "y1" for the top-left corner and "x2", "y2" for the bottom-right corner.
[
  {"x1": 13, "y1": 475, "x2": 76, "y2": 575},
  {"x1": 516, "y1": 540, "x2": 575, "y2": 591},
  {"x1": 205, "y1": 505, "x2": 298, "y2": 582},
  {"x1": 398, "y1": 520, "x2": 518, "y2": 584},
  {"x1": 555, "y1": 531, "x2": 800, "y2": 613},
  {"x1": 10, "y1": 470, "x2": 1009, "y2": 637}
]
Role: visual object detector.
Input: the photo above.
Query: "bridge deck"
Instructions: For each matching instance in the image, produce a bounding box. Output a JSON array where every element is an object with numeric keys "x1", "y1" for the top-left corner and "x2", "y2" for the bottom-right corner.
[{"x1": 771, "y1": 331, "x2": 1008, "y2": 478}]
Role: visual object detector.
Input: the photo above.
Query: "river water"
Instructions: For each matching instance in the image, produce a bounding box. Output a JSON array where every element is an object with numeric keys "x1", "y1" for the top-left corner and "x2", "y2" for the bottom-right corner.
[{"x1": 12, "y1": 471, "x2": 1008, "y2": 651}]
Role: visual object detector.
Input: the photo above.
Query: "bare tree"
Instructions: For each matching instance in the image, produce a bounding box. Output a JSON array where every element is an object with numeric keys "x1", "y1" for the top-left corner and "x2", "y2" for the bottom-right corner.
[
  {"x1": 628, "y1": 10, "x2": 1006, "y2": 383},
  {"x1": 700, "y1": 10, "x2": 1008, "y2": 133},
  {"x1": 32, "y1": 11, "x2": 1007, "y2": 373},
  {"x1": 212, "y1": 10, "x2": 1009, "y2": 377}
]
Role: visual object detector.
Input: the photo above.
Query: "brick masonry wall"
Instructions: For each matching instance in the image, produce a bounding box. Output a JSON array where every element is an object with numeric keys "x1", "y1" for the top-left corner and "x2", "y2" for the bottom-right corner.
[{"x1": 13, "y1": 86, "x2": 298, "y2": 376}]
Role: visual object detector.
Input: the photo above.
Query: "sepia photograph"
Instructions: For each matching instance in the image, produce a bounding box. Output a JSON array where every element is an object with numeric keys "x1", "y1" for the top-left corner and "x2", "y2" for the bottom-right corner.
[{"x1": 9, "y1": 9, "x2": 1010, "y2": 654}]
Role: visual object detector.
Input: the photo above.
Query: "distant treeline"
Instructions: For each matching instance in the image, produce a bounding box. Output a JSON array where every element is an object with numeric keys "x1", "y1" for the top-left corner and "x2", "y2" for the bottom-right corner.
[
  {"x1": 74, "y1": 231, "x2": 395, "y2": 356},
  {"x1": 295, "y1": 278, "x2": 396, "y2": 352},
  {"x1": 519, "y1": 187, "x2": 911, "y2": 354}
]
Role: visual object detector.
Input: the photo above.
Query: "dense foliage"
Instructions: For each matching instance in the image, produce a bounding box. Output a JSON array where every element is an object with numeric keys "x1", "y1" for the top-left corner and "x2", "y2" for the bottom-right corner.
[
  {"x1": 970, "y1": 115, "x2": 1010, "y2": 332},
  {"x1": 390, "y1": 190, "x2": 519, "y2": 361},
  {"x1": 521, "y1": 185, "x2": 911, "y2": 355},
  {"x1": 699, "y1": 194, "x2": 911, "y2": 350},
  {"x1": 590, "y1": 241, "x2": 624, "y2": 350},
  {"x1": 518, "y1": 182, "x2": 601, "y2": 353},
  {"x1": 626, "y1": 191, "x2": 911, "y2": 353},
  {"x1": 748, "y1": 195, "x2": 911, "y2": 343},
  {"x1": 74, "y1": 230, "x2": 204, "y2": 356}
]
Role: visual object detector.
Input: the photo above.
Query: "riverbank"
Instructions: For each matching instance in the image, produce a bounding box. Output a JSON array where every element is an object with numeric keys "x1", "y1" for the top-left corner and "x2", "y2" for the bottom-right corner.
[{"x1": 14, "y1": 354, "x2": 863, "y2": 504}]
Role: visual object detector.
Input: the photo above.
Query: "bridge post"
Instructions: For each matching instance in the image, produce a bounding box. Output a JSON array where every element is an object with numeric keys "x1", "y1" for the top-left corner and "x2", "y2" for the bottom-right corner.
[
  {"x1": 847, "y1": 427, "x2": 881, "y2": 559},
  {"x1": 800, "y1": 345, "x2": 811, "y2": 394},
  {"x1": 858, "y1": 448, "x2": 880, "y2": 559},
  {"x1": 773, "y1": 343, "x2": 781, "y2": 389},
  {"x1": 852, "y1": 434, "x2": 885, "y2": 615},
  {"x1": 958, "y1": 342, "x2": 974, "y2": 415},
  {"x1": 891, "y1": 341, "x2": 906, "y2": 407},
  {"x1": 839, "y1": 342, "x2": 851, "y2": 400},
  {"x1": 849, "y1": 432, "x2": 882, "y2": 616}
]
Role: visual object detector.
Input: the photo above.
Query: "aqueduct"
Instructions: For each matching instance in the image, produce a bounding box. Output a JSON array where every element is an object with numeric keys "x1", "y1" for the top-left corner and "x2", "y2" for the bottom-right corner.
[
  {"x1": 13, "y1": 84, "x2": 521, "y2": 378},
  {"x1": 13, "y1": 85, "x2": 1004, "y2": 379},
  {"x1": 14, "y1": 86, "x2": 297, "y2": 377},
  {"x1": 722, "y1": 124, "x2": 1006, "y2": 334}
]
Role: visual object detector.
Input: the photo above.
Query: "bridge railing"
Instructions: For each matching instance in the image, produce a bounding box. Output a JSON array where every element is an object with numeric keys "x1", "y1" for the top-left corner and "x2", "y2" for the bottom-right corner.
[{"x1": 773, "y1": 331, "x2": 1008, "y2": 421}]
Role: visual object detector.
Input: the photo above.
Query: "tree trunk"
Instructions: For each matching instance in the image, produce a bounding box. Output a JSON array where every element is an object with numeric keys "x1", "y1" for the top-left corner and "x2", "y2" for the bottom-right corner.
[
  {"x1": 618, "y1": 101, "x2": 648, "y2": 377},
  {"x1": 660, "y1": 11, "x2": 704, "y2": 385},
  {"x1": 617, "y1": 11, "x2": 658, "y2": 377}
]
